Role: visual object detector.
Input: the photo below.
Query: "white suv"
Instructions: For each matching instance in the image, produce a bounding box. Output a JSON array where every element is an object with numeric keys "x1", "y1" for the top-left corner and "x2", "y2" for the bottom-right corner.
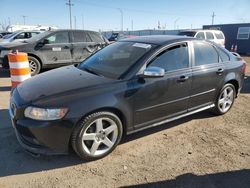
[{"x1": 178, "y1": 30, "x2": 225, "y2": 47}]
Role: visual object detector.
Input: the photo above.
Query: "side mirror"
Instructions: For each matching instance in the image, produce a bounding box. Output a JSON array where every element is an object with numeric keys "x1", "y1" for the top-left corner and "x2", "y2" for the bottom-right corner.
[
  {"x1": 43, "y1": 39, "x2": 49, "y2": 44},
  {"x1": 140, "y1": 66, "x2": 165, "y2": 78},
  {"x1": 37, "y1": 39, "x2": 49, "y2": 47}
]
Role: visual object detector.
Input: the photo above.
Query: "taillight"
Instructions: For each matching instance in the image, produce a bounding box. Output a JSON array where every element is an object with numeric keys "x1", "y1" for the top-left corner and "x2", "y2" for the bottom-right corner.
[{"x1": 243, "y1": 63, "x2": 247, "y2": 76}]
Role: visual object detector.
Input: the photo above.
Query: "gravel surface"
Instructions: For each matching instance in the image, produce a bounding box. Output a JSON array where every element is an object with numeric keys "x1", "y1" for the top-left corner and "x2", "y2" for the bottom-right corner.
[{"x1": 0, "y1": 57, "x2": 249, "y2": 188}]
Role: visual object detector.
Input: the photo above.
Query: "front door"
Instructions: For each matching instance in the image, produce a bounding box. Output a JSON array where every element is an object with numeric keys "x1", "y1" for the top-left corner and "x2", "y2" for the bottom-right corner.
[
  {"x1": 39, "y1": 31, "x2": 72, "y2": 65},
  {"x1": 133, "y1": 42, "x2": 192, "y2": 128}
]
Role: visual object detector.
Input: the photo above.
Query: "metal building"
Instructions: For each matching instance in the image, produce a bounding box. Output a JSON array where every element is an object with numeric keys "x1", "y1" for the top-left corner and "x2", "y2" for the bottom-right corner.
[{"x1": 203, "y1": 23, "x2": 250, "y2": 54}]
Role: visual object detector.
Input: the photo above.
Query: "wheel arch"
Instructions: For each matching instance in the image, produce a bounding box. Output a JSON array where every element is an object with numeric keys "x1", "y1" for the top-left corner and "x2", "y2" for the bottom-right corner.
[
  {"x1": 225, "y1": 79, "x2": 239, "y2": 96},
  {"x1": 27, "y1": 53, "x2": 42, "y2": 67},
  {"x1": 73, "y1": 106, "x2": 128, "y2": 137}
]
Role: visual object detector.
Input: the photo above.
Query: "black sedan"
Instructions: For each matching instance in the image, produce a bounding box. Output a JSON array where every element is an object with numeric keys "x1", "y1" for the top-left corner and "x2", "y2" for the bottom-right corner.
[{"x1": 9, "y1": 35, "x2": 246, "y2": 160}]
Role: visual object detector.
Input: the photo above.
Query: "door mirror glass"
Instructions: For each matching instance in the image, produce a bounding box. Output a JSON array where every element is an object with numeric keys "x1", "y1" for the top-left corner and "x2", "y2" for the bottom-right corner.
[{"x1": 141, "y1": 66, "x2": 165, "y2": 78}]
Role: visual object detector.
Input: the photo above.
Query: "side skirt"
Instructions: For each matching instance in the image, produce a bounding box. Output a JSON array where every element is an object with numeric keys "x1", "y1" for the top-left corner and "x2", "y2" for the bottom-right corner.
[{"x1": 127, "y1": 104, "x2": 215, "y2": 135}]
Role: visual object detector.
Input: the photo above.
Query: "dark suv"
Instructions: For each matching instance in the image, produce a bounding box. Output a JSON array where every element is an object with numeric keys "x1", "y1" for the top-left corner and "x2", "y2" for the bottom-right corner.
[{"x1": 0, "y1": 29, "x2": 108, "y2": 75}]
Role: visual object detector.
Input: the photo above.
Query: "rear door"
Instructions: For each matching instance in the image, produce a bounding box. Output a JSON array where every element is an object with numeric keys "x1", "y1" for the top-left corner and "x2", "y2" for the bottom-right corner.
[
  {"x1": 188, "y1": 41, "x2": 225, "y2": 111},
  {"x1": 38, "y1": 31, "x2": 72, "y2": 65},
  {"x1": 71, "y1": 31, "x2": 104, "y2": 63},
  {"x1": 133, "y1": 42, "x2": 192, "y2": 128}
]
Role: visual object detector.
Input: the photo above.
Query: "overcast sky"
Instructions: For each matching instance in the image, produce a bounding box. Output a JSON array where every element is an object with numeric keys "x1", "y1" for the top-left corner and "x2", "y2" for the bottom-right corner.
[{"x1": 1, "y1": 0, "x2": 250, "y2": 31}]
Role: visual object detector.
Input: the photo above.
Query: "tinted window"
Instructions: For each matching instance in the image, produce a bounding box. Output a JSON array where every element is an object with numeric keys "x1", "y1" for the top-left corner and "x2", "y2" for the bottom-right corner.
[
  {"x1": 216, "y1": 47, "x2": 230, "y2": 62},
  {"x1": 206, "y1": 32, "x2": 214, "y2": 39},
  {"x1": 215, "y1": 32, "x2": 224, "y2": 39},
  {"x1": 79, "y1": 42, "x2": 155, "y2": 79},
  {"x1": 149, "y1": 43, "x2": 189, "y2": 71},
  {"x1": 193, "y1": 41, "x2": 219, "y2": 66},
  {"x1": 72, "y1": 31, "x2": 91, "y2": 42},
  {"x1": 178, "y1": 31, "x2": 196, "y2": 37},
  {"x1": 46, "y1": 32, "x2": 69, "y2": 43},
  {"x1": 196, "y1": 32, "x2": 205, "y2": 39},
  {"x1": 88, "y1": 32, "x2": 104, "y2": 42}
]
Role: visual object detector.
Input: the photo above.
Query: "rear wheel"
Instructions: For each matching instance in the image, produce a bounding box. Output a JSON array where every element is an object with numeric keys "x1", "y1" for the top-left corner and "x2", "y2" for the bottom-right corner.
[
  {"x1": 213, "y1": 83, "x2": 236, "y2": 115},
  {"x1": 71, "y1": 112, "x2": 123, "y2": 160},
  {"x1": 28, "y1": 56, "x2": 41, "y2": 76}
]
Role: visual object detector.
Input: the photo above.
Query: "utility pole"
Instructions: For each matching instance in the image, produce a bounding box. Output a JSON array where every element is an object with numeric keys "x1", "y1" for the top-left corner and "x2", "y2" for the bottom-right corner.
[
  {"x1": 66, "y1": 0, "x2": 74, "y2": 29},
  {"x1": 117, "y1": 8, "x2": 123, "y2": 32},
  {"x1": 211, "y1": 12, "x2": 216, "y2": 25},
  {"x1": 22, "y1": 15, "x2": 27, "y2": 25},
  {"x1": 74, "y1": 16, "x2": 76, "y2": 29},
  {"x1": 8, "y1": 17, "x2": 11, "y2": 26},
  {"x1": 131, "y1": 20, "x2": 133, "y2": 31},
  {"x1": 174, "y1": 18, "x2": 180, "y2": 30},
  {"x1": 82, "y1": 14, "x2": 84, "y2": 30}
]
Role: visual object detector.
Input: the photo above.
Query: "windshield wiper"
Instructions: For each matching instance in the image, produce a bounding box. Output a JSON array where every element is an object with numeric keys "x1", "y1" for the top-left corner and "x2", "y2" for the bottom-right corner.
[{"x1": 83, "y1": 66, "x2": 100, "y2": 76}]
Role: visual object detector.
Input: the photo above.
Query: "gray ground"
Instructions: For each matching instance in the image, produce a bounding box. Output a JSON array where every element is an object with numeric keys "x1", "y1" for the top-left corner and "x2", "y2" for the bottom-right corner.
[{"x1": 0, "y1": 57, "x2": 249, "y2": 188}]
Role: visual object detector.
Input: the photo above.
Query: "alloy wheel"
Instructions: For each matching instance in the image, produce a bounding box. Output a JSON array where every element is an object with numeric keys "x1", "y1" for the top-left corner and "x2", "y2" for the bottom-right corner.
[
  {"x1": 29, "y1": 59, "x2": 37, "y2": 74},
  {"x1": 82, "y1": 117, "x2": 118, "y2": 156},
  {"x1": 218, "y1": 86, "x2": 234, "y2": 113}
]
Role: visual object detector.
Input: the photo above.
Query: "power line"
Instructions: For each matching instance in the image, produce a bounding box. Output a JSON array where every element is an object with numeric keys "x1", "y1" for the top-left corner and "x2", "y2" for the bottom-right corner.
[{"x1": 66, "y1": 0, "x2": 74, "y2": 29}]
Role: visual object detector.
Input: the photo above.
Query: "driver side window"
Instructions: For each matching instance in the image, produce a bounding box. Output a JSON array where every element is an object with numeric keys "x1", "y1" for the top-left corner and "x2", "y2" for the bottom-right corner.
[
  {"x1": 149, "y1": 43, "x2": 189, "y2": 72},
  {"x1": 46, "y1": 32, "x2": 69, "y2": 44}
]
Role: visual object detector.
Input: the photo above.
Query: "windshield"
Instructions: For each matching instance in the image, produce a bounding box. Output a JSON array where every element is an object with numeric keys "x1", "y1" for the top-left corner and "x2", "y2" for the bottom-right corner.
[
  {"x1": 3, "y1": 32, "x2": 17, "y2": 39},
  {"x1": 78, "y1": 41, "x2": 155, "y2": 79},
  {"x1": 25, "y1": 31, "x2": 51, "y2": 42}
]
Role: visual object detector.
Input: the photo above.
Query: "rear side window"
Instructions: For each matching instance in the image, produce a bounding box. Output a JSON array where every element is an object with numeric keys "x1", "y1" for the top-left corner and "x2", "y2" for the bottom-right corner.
[
  {"x1": 72, "y1": 31, "x2": 91, "y2": 42},
  {"x1": 216, "y1": 47, "x2": 230, "y2": 62},
  {"x1": 88, "y1": 32, "x2": 104, "y2": 43},
  {"x1": 193, "y1": 41, "x2": 219, "y2": 66},
  {"x1": 215, "y1": 32, "x2": 224, "y2": 39},
  {"x1": 196, "y1": 32, "x2": 205, "y2": 39},
  {"x1": 206, "y1": 32, "x2": 214, "y2": 40},
  {"x1": 149, "y1": 43, "x2": 189, "y2": 71}
]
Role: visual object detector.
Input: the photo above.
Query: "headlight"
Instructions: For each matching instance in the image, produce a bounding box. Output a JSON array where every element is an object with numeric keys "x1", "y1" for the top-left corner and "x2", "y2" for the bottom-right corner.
[{"x1": 24, "y1": 107, "x2": 68, "y2": 120}]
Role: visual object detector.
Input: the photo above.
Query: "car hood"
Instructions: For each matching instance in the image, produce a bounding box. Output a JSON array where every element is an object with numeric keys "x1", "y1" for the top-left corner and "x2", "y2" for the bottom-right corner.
[{"x1": 17, "y1": 65, "x2": 116, "y2": 104}]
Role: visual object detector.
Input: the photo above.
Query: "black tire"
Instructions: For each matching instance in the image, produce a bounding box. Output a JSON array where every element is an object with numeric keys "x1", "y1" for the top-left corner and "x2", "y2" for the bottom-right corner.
[
  {"x1": 212, "y1": 83, "x2": 236, "y2": 115},
  {"x1": 28, "y1": 56, "x2": 41, "y2": 76},
  {"x1": 71, "y1": 111, "x2": 123, "y2": 160}
]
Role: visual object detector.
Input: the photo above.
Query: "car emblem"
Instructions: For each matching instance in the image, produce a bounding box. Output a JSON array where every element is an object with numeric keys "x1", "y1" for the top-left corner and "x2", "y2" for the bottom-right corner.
[{"x1": 11, "y1": 103, "x2": 17, "y2": 117}]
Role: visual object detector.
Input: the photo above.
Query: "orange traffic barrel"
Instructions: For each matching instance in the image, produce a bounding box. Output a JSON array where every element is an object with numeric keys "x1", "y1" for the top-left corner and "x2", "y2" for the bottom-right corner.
[{"x1": 8, "y1": 51, "x2": 31, "y2": 88}]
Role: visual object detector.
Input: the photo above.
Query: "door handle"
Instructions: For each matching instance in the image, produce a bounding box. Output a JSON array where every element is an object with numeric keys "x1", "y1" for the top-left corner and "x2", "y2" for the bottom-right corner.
[
  {"x1": 178, "y1": 75, "x2": 189, "y2": 82},
  {"x1": 216, "y1": 68, "x2": 224, "y2": 74},
  {"x1": 63, "y1": 46, "x2": 70, "y2": 49}
]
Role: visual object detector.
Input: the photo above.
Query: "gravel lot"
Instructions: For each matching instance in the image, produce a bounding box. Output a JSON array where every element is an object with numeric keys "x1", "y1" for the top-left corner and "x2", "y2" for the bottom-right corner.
[{"x1": 0, "y1": 57, "x2": 249, "y2": 188}]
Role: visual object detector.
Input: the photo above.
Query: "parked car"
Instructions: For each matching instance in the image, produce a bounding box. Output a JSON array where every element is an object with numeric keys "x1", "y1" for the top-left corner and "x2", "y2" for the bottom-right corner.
[
  {"x1": 0, "y1": 31, "x2": 12, "y2": 38},
  {"x1": 178, "y1": 30, "x2": 225, "y2": 47},
  {"x1": 9, "y1": 35, "x2": 246, "y2": 160},
  {"x1": 0, "y1": 30, "x2": 41, "y2": 44},
  {"x1": 108, "y1": 32, "x2": 136, "y2": 43},
  {"x1": 0, "y1": 29, "x2": 108, "y2": 75}
]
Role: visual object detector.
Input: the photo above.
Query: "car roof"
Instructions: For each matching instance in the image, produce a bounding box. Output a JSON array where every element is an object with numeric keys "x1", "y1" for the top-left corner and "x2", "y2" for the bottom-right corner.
[
  {"x1": 120, "y1": 35, "x2": 194, "y2": 45},
  {"x1": 180, "y1": 29, "x2": 223, "y2": 33},
  {"x1": 51, "y1": 29, "x2": 100, "y2": 34}
]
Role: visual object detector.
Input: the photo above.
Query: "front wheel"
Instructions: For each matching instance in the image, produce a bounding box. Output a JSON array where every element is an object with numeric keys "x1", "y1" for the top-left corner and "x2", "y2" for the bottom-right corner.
[
  {"x1": 71, "y1": 112, "x2": 123, "y2": 160},
  {"x1": 28, "y1": 56, "x2": 41, "y2": 76},
  {"x1": 213, "y1": 83, "x2": 236, "y2": 115}
]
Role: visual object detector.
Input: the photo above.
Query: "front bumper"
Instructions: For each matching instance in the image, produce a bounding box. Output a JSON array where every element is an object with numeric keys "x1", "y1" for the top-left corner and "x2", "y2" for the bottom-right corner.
[{"x1": 9, "y1": 105, "x2": 76, "y2": 156}]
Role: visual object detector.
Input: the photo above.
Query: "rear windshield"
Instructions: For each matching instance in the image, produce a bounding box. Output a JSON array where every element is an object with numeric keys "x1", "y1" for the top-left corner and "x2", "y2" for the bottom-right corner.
[
  {"x1": 215, "y1": 32, "x2": 224, "y2": 39},
  {"x1": 178, "y1": 31, "x2": 196, "y2": 37},
  {"x1": 79, "y1": 41, "x2": 155, "y2": 79}
]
